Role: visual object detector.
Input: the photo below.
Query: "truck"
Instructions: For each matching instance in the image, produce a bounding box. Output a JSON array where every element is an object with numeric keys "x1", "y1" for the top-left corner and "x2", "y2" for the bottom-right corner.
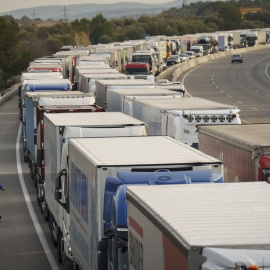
[
  {"x1": 60, "y1": 136, "x2": 222, "y2": 270},
  {"x1": 217, "y1": 34, "x2": 228, "y2": 51},
  {"x1": 125, "y1": 97, "x2": 241, "y2": 148},
  {"x1": 131, "y1": 50, "x2": 163, "y2": 76},
  {"x1": 23, "y1": 91, "x2": 95, "y2": 176},
  {"x1": 106, "y1": 88, "x2": 182, "y2": 113},
  {"x1": 126, "y1": 182, "x2": 270, "y2": 270},
  {"x1": 190, "y1": 45, "x2": 204, "y2": 57},
  {"x1": 197, "y1": 35, "x2": 218, "y2": 54},
  {"x1": 246, "y1": 29, "x2": 267, "y2": 46},
  {"x1": 123, "y1": 62, "x2": 151, "y2": 76},
  {"x1": 198, "y1": 124, "x2": 270, "y2": 183},
  {"x1": 77, "y1": 55, "x2": 110, "y2": 66},
  {"x1": 227, "y1": 31, "x2": 241, "y2": 48},
  {"x1": 79, "y1": 73, "x2": 128, "y2": 95},
  {"x1": 95, "y1": 79, "x2": 155, "y2": 110},
  {"x1": 97, "y1": 169, "x2": 223, "y2": 270},
  {"x1": 44, "y1": 113, "x2": 147, "y2": 268}
]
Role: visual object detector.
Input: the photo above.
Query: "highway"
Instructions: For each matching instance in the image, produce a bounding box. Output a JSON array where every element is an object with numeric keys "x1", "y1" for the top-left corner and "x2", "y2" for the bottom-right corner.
[
  {"x1": 178, "y1": 47, "x2": 270, "y2": 123},
  {"x1": 0, "y1": 97, "x2": 62, "y2": 270},
  {"x1": 0, "y1": 47, "x2": 269, "y2": 270}
]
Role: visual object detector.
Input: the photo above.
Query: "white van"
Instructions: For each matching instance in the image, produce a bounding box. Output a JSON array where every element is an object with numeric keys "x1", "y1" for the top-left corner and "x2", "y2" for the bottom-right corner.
[{"x1": 190, "y1": 45, "x2": 204, "y2": 57}]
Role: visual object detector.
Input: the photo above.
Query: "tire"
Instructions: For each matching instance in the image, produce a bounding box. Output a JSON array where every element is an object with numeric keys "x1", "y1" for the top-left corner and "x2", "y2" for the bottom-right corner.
[
  {"x1": 29, "y1": 160, "x2": 34, "y2": 180},
  {"x1": 50, "y1": 214, "x2": 57, "y2": 247}
]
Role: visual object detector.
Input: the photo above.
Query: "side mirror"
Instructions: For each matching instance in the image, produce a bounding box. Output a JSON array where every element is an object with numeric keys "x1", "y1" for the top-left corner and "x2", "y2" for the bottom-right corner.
[
  {"x1": 34, "y1": 128, "x2": 37, "y2": 145},
  {"x1": 18, "y1": 86, "x2": 22, "y2": 98},
  {"x1": 37, "y1": 149, "x2": 43, "y2": 168},
  {"x1": 97, "y1": 239, "x2": 107, "y2": 270},
  {"x1": 55, "y1": 169, "x2": 67, "y2": 201},
  {"x1": 18, "y1": 100, "x2": 22, "y2": 109}
]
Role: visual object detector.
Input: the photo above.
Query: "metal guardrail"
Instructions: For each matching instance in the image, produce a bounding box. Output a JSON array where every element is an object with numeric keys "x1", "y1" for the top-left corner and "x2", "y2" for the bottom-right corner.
[{"x1": 0, "y1": 85, "x2": 20, "y2": 106}]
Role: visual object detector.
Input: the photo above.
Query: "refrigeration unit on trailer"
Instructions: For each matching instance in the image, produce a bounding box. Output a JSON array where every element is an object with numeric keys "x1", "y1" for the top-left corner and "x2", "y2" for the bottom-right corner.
[
  {"x1": 127, "y1": 97, "x2": 241, "y2": 147},
  {"x1": 95, "y1": 79, "x2": 155, "y2": 109},
  {"x1": 44, "y1": 112, "x2": 147, "y2": 268},
  {"x1": 198, "y1": 124, "x2": 270, "y2": 183},
  {"x1": 106, "y1": 88, "x2": 182, "y2": 113},
  {"x1": 126, "y1": 182, "x2": 270, "y2": 270},
  {"x1": 64, "y1": 136, "x2": 222, "y2": 270}
]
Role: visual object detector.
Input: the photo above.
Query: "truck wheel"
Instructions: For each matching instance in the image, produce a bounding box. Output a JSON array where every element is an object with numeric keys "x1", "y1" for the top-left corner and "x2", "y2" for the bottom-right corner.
[
  {"x1": 37, "y1": 188, "x2": 41, "y2": 208},
  {"x1": 50, "y1": 214, "x2": 57, "y2": 247},
  {"x1": 57, "y1": 230, "x2": 63, "y2": 264},
  {"x1": 29, "y1": 160, "x2": 34, "y2": 180}
]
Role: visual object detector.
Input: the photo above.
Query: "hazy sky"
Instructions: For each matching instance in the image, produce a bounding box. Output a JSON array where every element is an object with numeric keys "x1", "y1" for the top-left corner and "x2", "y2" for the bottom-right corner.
[{"x1": 1, "y1": 0, "x2": 172, "y2": 13}]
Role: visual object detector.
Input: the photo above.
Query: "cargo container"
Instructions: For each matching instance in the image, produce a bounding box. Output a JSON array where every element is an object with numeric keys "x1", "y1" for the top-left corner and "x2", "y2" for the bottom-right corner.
[
  {"x1": 126, "y1": 97, "x2": 241, "y2": 147},
  {"x1": 106, "y1": 88, "x2": 182, "y2": 113},
  {"x1": 79, "y1": 73, "x2": 128, "y2": 95},
  {"x1": 126, "y1": 182, "x2": 270, "y2": 270},
  {"x1": 198, "y1": 124, "x2": 270, "y2": 183},
  {"x1": 44, "y1": 113, "x2": 147, "y2": 268},
  {"x1": 95, "y1": 79, "x2": 155, "y2": 109},
  {"x1": 64, "y1": 136, "x2": 222, "y2": 270}
]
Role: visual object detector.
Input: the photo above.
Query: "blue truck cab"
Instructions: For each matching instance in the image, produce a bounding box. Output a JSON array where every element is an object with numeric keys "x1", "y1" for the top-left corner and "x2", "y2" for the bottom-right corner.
[{"x1": 97, "y1": 169, "x2": 223, "y2": 270}]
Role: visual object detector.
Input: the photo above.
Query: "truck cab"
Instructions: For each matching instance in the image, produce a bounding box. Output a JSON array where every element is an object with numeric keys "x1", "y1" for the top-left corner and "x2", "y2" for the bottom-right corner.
[{"x1": 97, "y1": 169, "x2": 223, "y2": 270}]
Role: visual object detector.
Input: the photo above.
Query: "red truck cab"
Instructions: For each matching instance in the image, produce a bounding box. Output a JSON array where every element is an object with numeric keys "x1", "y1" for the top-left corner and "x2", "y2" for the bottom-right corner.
[
  {"x1": 124, "y1": 62, "x2": 150, "y2": 75},
  {"x1": 259, "y1": 155, "x2": 270, "y2": 183}
]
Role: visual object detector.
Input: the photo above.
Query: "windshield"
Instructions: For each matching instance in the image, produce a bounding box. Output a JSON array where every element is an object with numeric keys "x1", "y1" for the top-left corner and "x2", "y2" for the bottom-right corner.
[
  {"x1": 132, "y1": 55, "x2": 152, "y2": 65},
  {"x1": 191, "y1": 49, "x2": 200, "y2": 53},
  {"x1": 168, "y1": 56, "x2": 178, "y2": 60},
  {"x1": 179, "y1": 54, "x2": 187, "y2": 57}
]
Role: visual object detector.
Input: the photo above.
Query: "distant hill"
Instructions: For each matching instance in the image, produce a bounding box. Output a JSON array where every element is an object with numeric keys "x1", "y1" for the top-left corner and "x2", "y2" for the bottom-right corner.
[{"x1": 0, "y1": 0, "x2": 224, "y2": 21}]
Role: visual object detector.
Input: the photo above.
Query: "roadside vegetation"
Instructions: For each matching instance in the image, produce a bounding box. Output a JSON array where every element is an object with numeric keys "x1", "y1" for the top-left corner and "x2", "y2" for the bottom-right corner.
[{"x1": 1, "y1": 0, "x2": 270, "y2": 89}]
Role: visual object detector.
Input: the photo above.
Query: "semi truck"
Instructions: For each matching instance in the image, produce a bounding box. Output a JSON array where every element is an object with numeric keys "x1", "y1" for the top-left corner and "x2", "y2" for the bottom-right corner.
[
  {"x1": 246, "y1": 29, "x2": 266, "y2": 46},
  {"x1": 106, "y1": 88, "x2": 182, "y2": 113},
  {"x1": 95, "y1": 79, "x2": 155, "y2": 109},
  {"x1": 227, "y1": 31, "x2": 241, "y2": 48},
  {"x1": 198, "y1": 124, "x2": 270, "y2": 183},
  {"x1": 35, "y1": 103, "x2": 104, "y2": 216},
  {"x1": 60, "y1": 136, "x2": 222, "y2": 270},
  {"x1": 126, "y1": 182, "x2": 270, "y2": 270},
  {"x1": 44, "y1": 113, "x2": 147, "y2": 268},
  {"x1": 97, "y1": 169, "x2": 223, "y2": 270},
  {"x1": 131, "y1": 50, "x2": 163, "y2": 76},
  {"x1": 79, "y1": 73, "x2": 128, "y2": 95},
  {"x1": 124, "y1": 97, "x2": 241, "y2": 147},
  {"x1": 123, "y1": 62, "x2": 151, "y2": 76},
  {"x1": 23, "y1": 91, "x2": 95, "y2": 177}
]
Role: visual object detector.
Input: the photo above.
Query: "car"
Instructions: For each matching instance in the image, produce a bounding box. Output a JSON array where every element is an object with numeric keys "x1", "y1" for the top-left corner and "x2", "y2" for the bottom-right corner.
[
  {"x1": 231, "y1": 54, "x2": 243, "y2": 63},
  {"x1": 166, "y1": 55, "x2": 181, "y2": 66},
  {"x1": 178, "y1": 53, "x2": 189, "y2": 62},
  {"x1": 184, "y1": 51, "x2": 196, "y2": 59}
]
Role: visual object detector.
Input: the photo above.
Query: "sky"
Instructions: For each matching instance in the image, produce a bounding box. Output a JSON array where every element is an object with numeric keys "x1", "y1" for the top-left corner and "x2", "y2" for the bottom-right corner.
[{"x1": 1, "y1": 0, "x2": 173, "y2": 13}]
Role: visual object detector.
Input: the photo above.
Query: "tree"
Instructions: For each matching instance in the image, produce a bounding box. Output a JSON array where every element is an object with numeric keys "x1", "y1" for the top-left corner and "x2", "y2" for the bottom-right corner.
[
  {"x1": 90, "y1": 14, "x2": 115, "y2": 44},
  {"x1": 219, "y1": 6, "x2": 242, "y2": 30}
]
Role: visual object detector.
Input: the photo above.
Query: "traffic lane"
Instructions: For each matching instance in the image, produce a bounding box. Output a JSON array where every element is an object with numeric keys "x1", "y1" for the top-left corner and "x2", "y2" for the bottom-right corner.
[
  {"x1": 180, "y1": 49, "x2": 270, "y2": 123},
  {"x1": 0, "y1": 96, "x2": 62, "y2": 270}
]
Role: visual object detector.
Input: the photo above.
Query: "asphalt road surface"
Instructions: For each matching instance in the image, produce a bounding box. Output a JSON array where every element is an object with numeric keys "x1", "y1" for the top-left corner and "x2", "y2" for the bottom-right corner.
[
  {"x1": 0, "y1": 96, "x2": 63, "y2": 270},
  {"x1": 178, "y1": 47, "x2": 270, "y2": 123}
]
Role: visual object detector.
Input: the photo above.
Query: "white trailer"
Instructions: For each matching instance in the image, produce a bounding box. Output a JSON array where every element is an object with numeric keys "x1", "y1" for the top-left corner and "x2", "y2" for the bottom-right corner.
[
  {"x1": 127, "y1": 97, "x2": 241, "y2": 147},
  {"x1": 79, "y1": 73, "x2": 128, "y2": 95},
  {"x1": 67, "y1": 136, "x2": 223, "y2": 270},
  {"x1": 44, "y1": 112, "x2": 147, "y2": 267},
  {"x1": 126, "y1": 182, "x2": 270, "y2": 270},
  {"x1": 106, "y1": 88, "x2": 182, "y2": 113},
  {"x1": 95, "y1": 79, "x2": 155, "y2": 109}
]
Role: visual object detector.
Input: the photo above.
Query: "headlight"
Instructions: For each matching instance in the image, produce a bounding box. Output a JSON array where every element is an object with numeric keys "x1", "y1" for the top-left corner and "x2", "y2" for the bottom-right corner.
[
  {"x1": 203, "y1": 115, "x2": 209, "y2": 122},
  {"x1": 68, "y1": 246, "x2": 72, "y2": 255},
  {"x1": 219, "y1": 115, "x2": 225, "y2": 122},
  {"x1": 195, "y1": 115, "x2": 201, "y2": 122},
  {"x1": 211, "y1": 115, "x2": 217, "y2": 122}
]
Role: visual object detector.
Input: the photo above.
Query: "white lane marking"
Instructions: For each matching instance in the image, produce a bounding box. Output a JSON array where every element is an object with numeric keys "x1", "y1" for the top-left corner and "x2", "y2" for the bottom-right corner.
[
  {"x1": 255, "y1": 90, "x2": 259, "y2": 93},
  {"x1": 249, "y1": 85, "x2": 252, "y2": 88},
  {"x1": 212, "y1": 82, "x2": 215, "y2": 84},
  {"x1": 266, "y1": 95, "x2": 270, "y2": 98},
  {"x1": 16, "y1": 123, "x2": 59, "y2": 270},
  {"x1": 220, "y1": 90, "x2": 224, "y2": 93},
  {"x1": 228, "y1": 95, "x2": 232, "y2": 98},
  {"x1": 251, "y1": 107, "x2": 258, "y2": 110},
  {"x1": 216, "y1": 86, "x2": 219, "y2": 88},
  {"x1": 238, "y1": 101, "x2": 243, "y2": 104},
  {"x1": 265, "y1": 63, "x2": 270, "y2": 79}
]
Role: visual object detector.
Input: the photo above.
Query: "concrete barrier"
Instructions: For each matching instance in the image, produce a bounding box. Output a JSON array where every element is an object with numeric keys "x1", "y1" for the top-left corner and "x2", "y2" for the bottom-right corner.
[{"x1": 157, "y1": 44, "x2": 270, "y2": 82}]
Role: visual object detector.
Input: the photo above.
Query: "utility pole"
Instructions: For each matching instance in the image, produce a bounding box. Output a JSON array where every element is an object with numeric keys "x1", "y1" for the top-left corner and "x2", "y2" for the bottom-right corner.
[
  {"x1": 61, "y1": 4, "x2": 69, "y2": 21},
  {"x1": 31, "y1": 9, "x2": 38, "y2": 21}
]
